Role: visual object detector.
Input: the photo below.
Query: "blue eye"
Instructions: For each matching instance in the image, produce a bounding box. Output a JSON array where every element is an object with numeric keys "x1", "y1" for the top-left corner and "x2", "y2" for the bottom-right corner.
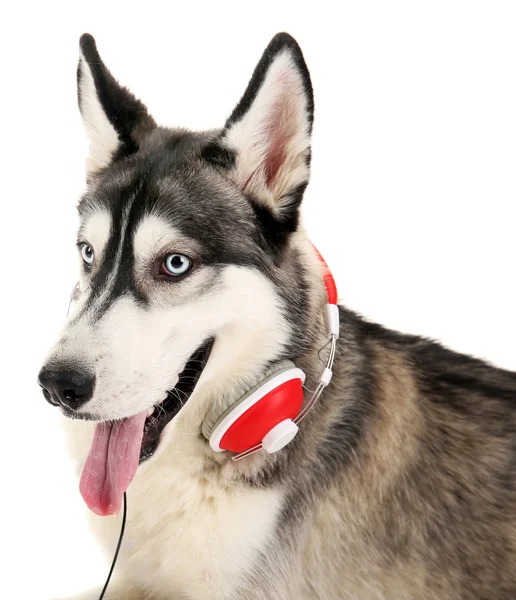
[
  {"x1": 161, "y1": 254, "x2": 192, "y2": 277},
  {"x1": 80, "y1": 243, "x2": 94, "y2": 266}
]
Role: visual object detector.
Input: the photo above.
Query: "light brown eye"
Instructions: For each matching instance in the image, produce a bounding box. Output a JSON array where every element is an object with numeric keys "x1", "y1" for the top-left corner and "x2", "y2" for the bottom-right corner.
[
  {"x1": 80, "y1": 243, "x2": 94, "y2": 266},
  {"x1": 160, "y1": 254, "x2": 192, "y2": 277}
]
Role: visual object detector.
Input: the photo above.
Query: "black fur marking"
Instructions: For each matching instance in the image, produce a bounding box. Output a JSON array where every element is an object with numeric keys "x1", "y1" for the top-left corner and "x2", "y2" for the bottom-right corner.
[
  {"x1": 79, "y1": 178, "x2": 150, "y2": 321},
  {"x1": 250, "y1": 182, "x2": 307, "y2": 258},
  {"x1": 78, "y1": 33, "x2": 155, "y2": 161},
  {"x1": 99, "y1": 184, "x2": 150, "y2": 313},
  {"x1": 251, "y1": 203, "x2": 292, "y2": 257},
  {"x1": 225, "y1": 32, "x2": 314, "y2": 132},
  {"x1": 83, "y1": 200, "x2": 124, "y2": 309},
  {"x1": 199, "y1": 139, "x2": 236, "y2": 170},
  {"x1": 278, "y1": 181, "x2": 307, "y2": 226}
]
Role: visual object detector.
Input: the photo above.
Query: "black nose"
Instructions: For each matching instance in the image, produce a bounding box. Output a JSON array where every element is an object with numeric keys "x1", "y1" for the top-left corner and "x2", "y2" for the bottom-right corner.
[{"x1": 38, "y1": 364, "x2": 95, "y2": 411}]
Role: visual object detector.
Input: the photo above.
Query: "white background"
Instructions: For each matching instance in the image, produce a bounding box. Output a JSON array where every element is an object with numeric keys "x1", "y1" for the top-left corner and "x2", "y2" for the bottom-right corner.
[{"x1": 1, "y1": 1, "x2": 515, "y2": 598}]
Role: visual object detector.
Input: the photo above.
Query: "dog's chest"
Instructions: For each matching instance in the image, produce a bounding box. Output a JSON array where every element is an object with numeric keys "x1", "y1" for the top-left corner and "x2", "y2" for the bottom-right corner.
[{"x1": 115, "y1": 460, "x2": 283, "y2": 599}]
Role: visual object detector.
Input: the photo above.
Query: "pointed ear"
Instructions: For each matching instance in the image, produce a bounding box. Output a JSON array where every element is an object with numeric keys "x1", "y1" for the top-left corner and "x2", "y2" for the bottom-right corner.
[
  {"x1": 208, "y1": 33, "x2": 314, "y2": 236},
  {"x1": 77, "y1": 34, "x2": 156, "y2": 175}
]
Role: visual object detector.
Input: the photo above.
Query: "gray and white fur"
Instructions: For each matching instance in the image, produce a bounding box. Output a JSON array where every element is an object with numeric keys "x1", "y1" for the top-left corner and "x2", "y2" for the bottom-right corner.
[{"x1": 40, "y1": 33, "x2": 516, "y2": 600}]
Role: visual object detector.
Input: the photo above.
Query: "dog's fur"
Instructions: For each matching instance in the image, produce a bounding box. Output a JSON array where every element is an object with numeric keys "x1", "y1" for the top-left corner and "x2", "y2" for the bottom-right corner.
[{"x1": 42, "y1": 33, "x2": 516, "y2": 600}]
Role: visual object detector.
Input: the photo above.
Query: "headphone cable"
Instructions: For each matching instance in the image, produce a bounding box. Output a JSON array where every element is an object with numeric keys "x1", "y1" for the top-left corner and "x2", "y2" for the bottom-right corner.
[{"x1": 98, "y1": 492, "x2": 127, "y2": 600}]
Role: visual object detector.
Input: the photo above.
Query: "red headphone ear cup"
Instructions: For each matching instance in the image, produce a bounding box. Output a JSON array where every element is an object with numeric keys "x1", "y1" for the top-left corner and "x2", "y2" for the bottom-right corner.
[{"x1": 206, "y1": 367, "x2": 306, "y2": 453}]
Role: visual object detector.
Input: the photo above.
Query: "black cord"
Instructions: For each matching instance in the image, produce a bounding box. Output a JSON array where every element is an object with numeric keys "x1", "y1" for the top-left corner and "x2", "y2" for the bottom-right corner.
[{"x1": 98, "y1": 492, "x2": 127, "y2": 600}]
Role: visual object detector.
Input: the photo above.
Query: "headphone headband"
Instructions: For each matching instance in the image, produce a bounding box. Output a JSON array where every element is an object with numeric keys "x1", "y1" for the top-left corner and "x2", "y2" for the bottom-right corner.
[{"x1": 312, "y1": 244, "x2": 338, "y2": 305}]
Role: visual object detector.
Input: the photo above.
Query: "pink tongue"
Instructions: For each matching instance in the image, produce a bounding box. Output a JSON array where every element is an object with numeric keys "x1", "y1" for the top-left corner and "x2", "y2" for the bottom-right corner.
[{"x1": 79, "y1": 411, "x2": 147, "y2": 516}]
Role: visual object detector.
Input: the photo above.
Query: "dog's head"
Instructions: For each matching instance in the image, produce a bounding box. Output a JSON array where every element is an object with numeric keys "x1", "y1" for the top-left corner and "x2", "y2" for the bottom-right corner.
[{"x1": 38, "y1": 33, "x2": 323, "y2": 472}]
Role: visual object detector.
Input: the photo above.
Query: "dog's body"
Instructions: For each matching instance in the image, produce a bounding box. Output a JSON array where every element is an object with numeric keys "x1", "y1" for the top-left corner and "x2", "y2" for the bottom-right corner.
[{"x1": 41, "y1": 33, "x2": 516, "y2": 600}]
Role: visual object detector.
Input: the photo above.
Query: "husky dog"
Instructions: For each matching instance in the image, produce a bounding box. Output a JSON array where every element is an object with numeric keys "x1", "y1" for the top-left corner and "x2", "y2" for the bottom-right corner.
[{"x1": 39, "y1": 32, "x2": 516, "y2": 600}]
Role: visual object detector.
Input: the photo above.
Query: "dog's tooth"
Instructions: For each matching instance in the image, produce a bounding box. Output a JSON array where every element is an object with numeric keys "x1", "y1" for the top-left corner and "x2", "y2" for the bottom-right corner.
[{"x1": 147, "y1": 406, "x2": 155, "y2": 417}]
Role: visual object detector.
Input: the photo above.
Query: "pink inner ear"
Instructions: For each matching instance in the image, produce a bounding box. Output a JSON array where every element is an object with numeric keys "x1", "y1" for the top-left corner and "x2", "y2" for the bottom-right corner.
[
  {"x1": 265, "y1": 116, "x2": 288, "y2": 187},
  {"x1": 264, "y1": 72, "x2": 295, "y2": 188}
]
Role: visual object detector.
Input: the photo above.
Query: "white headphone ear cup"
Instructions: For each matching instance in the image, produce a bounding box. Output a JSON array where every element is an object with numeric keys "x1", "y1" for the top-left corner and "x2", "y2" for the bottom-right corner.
[{"x1": 201, "y1": 360, "x2": 298, "y2": 442}]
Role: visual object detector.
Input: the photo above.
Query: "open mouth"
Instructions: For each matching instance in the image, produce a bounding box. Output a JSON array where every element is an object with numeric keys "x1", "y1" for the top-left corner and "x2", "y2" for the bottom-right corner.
[
  {"x1": 78, "y1": 338, "x2": 214, "y2": 516},
  {"x1": 140, "y1": 338, "x2": 214, "y2": 463}
]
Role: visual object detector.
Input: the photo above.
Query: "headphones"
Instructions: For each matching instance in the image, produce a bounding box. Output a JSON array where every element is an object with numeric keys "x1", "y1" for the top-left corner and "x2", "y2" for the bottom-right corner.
[{"x1": 201, "y1": 246, "x2": 339, "y2": 460}]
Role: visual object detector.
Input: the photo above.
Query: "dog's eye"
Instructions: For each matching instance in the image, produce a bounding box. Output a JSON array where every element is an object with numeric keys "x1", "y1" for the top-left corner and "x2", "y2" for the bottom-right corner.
[
  {"x1": 80, "y1": 243, "x2": 95, "y2": 266},
  {"x1": 160, "y1": 254, "x2": 192, "y2": 277}
]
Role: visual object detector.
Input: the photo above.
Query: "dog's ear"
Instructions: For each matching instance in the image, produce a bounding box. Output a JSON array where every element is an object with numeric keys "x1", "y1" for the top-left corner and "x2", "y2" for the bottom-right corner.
[
  {"x1": 205, "y1": 33, "x2": 314, "y2": 241},
  {"x1": 77, "y1": 34, "x2": 156, "y2": 175}
]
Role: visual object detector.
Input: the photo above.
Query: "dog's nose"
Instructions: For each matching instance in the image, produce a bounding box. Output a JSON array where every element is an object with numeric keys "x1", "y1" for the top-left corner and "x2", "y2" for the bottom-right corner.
[{"x1": 38, "y1": 365, "x2": 95, "y2": 411}]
